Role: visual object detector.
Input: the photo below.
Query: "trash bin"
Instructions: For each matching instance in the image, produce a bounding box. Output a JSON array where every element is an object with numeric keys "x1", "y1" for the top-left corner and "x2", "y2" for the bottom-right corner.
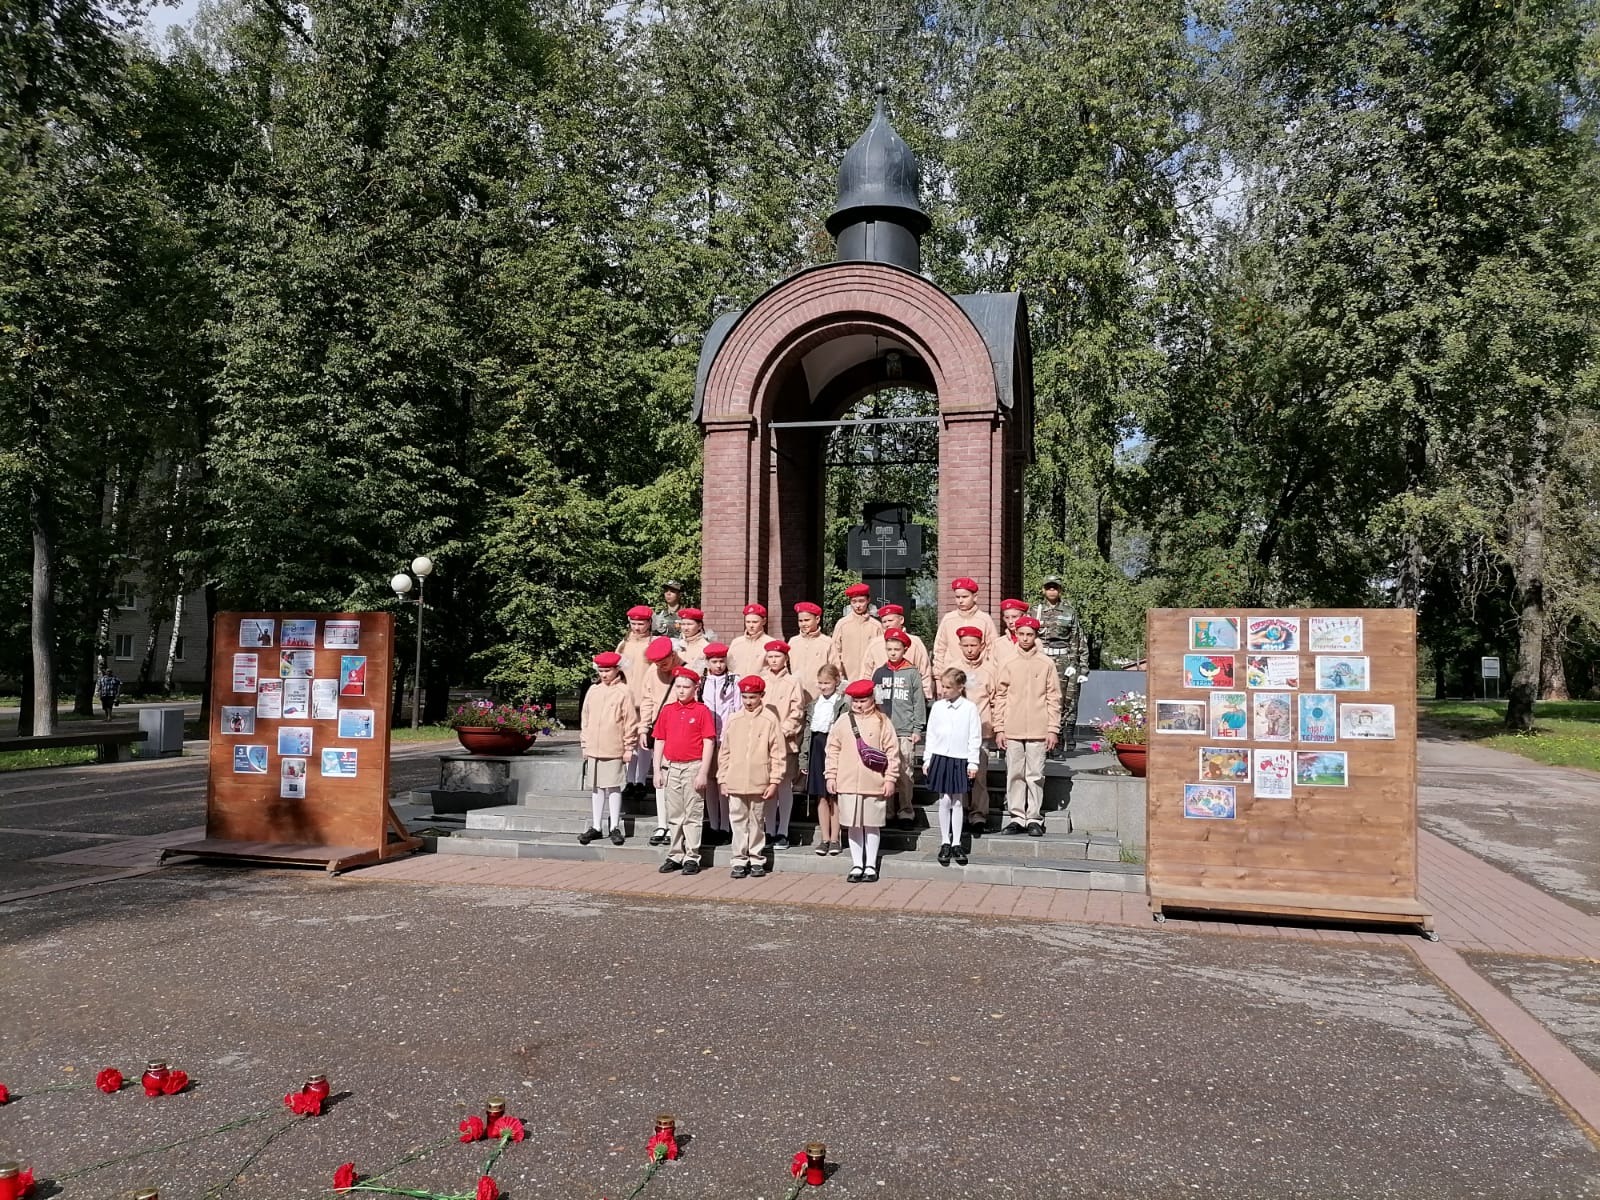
[{"x1": 137, "y1": 705, "x2": 187, "y2": 758}]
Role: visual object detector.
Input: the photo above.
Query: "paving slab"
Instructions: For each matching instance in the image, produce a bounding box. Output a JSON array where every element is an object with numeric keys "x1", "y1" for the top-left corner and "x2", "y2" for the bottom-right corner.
[
  {"x1": 1, "y1": 867, "x2": 1598, "y2": 1199},
  {"x1": 1468, "y1": 953, "x2": 1600, "y2": 1077}
]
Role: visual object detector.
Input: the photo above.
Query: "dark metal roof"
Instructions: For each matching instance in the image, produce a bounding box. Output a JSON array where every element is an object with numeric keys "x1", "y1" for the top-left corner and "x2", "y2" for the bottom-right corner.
[{"x1": 825, "y1": 88, "x2": 930, "y2": 238}]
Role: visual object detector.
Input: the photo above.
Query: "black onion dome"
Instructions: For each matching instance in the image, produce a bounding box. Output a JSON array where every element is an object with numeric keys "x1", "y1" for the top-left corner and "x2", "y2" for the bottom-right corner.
[{"x1": 826, "y1": 87, "x2": 930, "y2": 267}]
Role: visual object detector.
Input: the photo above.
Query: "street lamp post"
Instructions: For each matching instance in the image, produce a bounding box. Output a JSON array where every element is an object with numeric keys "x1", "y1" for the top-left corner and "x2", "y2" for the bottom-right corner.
[{"x1": 390, "y1": 556, "x2": 434, "y2": 730}]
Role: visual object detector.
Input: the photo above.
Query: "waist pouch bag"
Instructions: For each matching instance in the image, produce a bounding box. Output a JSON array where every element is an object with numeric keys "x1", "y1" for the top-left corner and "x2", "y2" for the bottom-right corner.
[{"x1": 849, "y1": 713, "x2": 889, "y2": 773}]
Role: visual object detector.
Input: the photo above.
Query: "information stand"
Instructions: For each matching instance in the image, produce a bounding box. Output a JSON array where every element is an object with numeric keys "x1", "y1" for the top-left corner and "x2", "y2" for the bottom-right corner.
[
  {"x1": 1145, "y1": 608, "x2": 1431, "y2": 933},
  {"x1": 166, "y1": 611, "x2": 420, "y2": 874}
]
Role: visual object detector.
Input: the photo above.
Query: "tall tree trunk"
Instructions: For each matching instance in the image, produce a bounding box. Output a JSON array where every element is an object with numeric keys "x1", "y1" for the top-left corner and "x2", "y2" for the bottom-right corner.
[
  {"x1": 1505, "y1": 468, "x2": 1548, "y2": 732},
  {"x1": 16, "y1": 651, "x2": 34, "y2": 736},
  {"x1": 1540, "y1": 615, "x2": 1570, "y2": 701},
  {"x1": 30, "y1": 482, "x2": 57, "y2": 736},
  {"x1": 163, "y1": 588, "x2": 186, "y2": 693}
]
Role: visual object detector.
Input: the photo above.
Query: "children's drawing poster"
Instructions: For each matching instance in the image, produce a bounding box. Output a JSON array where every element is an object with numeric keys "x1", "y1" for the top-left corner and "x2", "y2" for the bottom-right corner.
[
  {"x1": 311, "y1": 679, "x2": 339, "y2": 720},
  {"x1": 1308, "y1": 616, "x2": 1363, "y2": 652},
  {"x1": 239, "y1": 619, "x2": 274, "y2": 648},
  {"x1": 321, "y1": 748, "x2": 358, "y2": 777},
  {"x1": 232, "y1": 745, "x2": 268, "y2": 774},
  {"x1": 340, "y1": 656, "x2": 367, "y2": 697},
  {"x1": 232, "y1": 654, "x2": 259, "y2": 693},
  {"x1": 1253, "y1": 749, "x2": 1294, "y2": 799},
  {"x1": 280, "y1": 619, "x2": 318, "y2": 649},
  {"x1": 280, "y1": 650, "x2": 314, "y2": 679},
  {"x1": 1252, "y1": 694, "x2": 1293, "y2": 742},
  {"x1": 338, "y1": 709, "x2": 375, "y2": 739},
  {"x1": 1295, "y1": 750, "x2": 1349, "y2": 787},
  {"x1": 1245, "y1": 655, "x2": 1299, "y2": 690},
  {"x1": 256, "y1": 680, "x2": 283, "y2": 719},
  {"x1": 1198, "y1": 746, "x2": 1250, "y2": 783},
  {"x1": 1339, "y1": 703, "x2": 1396, "y2": 740},
  {"x1": 1246, "y1": 616, "x2": 1299, "y2": 653},
  {"x1": 324, "y1": 620, "x2": 361, "y2": 649},
  {"x1": 1154, "y1": 700, "x2": 1207, "y2": 734},
  {"x1": 1189, "y1": 617, "x2": 1239, "y2": 651},
  {"x1": 1183, "y1": 784, "x2": 1237, "y2": 819},
  {"x1": 277, "y1": 725, "x2": 313, "y2": 756},
  {"x1": 1316, "y1": 656, "x2": 1369, "y2": 691},
  {"x1": 221, "y1": 706, "x2": 255, "y2": 735},
  {"x1": 1298, "y1": 693, "x2": 1337, "y2": 743},
  {"x1": 280, "y1": 757, "x2": 307, "y2": 799},
  {"x1": 1183, "y1": 654, "x2": 1235, "y2": 688},
  {"x1": 1208, "y1": 691, "x2": 1248, "y2": 739},
  {"x1": 282, "y1": 679, "x2": 311, "y2": 719}
]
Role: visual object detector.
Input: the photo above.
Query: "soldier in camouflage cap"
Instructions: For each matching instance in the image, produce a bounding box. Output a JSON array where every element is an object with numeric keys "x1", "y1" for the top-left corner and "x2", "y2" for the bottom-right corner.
[{"x1": 1033, "y1": 576, "x2": 1088, "y2": 754}]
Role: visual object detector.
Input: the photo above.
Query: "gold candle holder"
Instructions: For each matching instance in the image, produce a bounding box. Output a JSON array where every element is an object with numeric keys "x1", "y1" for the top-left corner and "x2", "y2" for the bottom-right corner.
[
  {"x1": 805, "y1": 1141, "x2": 826, "y2": 1167},
  {"x1": 485, "y1": 1096, "x2": 506, "y2": 1124},
  {"x1": 654, "y1": 1112, "x2": 676, "y2": 1136}
]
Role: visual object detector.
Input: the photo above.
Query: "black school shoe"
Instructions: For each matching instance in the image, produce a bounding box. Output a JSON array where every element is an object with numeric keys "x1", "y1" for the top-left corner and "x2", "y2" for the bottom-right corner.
[
  {"x1": 682, "y1": 860, "x2": 701, "y2": 876},
  {"x1": 649, "y1": 828, "x2": 668, "y2": 846},
  {"x1": 658, "y1": 859, "x2": 682, "y2": 873},
  {"x1": 730, "y1": 864, "x2": 749, "y2": 879},
  {"x1": 937, "y1": 843, "x2": 952, "y2": 866},
  {"x1": 610, "y1": 827, "x2": 625, "y2": 846},
  {"x1": 577, "y1": 827, "x2": 601, "y2": 845},
  {"x1": 1002, "y1": 822, "x2": 1026, "y2": 835},
  {"x1": 772, "y1": 834, "x2": 790, "y2": 850},
  {"x1": 1027, "y1": 822, "x2": 1045, "y2": 837},
  {"x1": 952, "y1": 845, "x2": 969, "y2": 865}
]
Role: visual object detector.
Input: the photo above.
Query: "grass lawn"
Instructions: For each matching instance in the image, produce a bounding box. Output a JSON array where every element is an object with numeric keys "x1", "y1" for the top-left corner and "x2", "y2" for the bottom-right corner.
[
  {"x1": 391, "y1": 723, "x2": 457, "y2": 743},
  {"x1": 0, "y1": 746, "x2": 99, "y2": 772},
  {"x1": 1421, "y1": 699, "x2": 1600, "y2": 772}
]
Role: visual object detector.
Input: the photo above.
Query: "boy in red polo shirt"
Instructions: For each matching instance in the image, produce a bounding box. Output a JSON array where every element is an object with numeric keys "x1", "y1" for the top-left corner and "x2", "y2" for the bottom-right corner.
[{"x1": 651, "y1": 666, "x2": 717, "y2": 874}]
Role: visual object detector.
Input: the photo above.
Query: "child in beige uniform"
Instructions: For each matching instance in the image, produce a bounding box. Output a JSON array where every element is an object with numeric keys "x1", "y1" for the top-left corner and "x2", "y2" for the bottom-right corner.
[
  {"x1": 717, "y1": 675, "x2": 786, "y2": 879},
  {"x1": 825, "y1": 678, "x2": 901, "y2": 884},
  {"x1": 727, "y1": 603, "x2": 771, "y2": 679},
  {"x1": 993, "y1": 616, "x2": 1062, "y2": 836},
  {"x1": 579, "y1": 651, "x2": 637, "y2": 846},
  {"x1": 760, "y1": 640, "x2": 804, "y2": 848},
  {"x1": 958, "y1": 627, "x2": 998, "y2": 830},
  {"x1": 787, "y1": 602, "x2": 833, "y2": 705},
  {"x1": 932, "y1": 577, "x2": 999, "y2": 676},
  {"x1": 829, "y1": 583, "x2": 882, "y2": 681},
  {"x1": 989, "y1": 598, "x2": 1028, "y2": 666}
]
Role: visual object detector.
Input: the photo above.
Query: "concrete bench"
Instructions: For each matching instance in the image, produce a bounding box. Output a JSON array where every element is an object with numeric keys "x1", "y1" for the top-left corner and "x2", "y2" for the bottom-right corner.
[{"x1": 0, "y1": 728, "x2": 148, "y2": 763}]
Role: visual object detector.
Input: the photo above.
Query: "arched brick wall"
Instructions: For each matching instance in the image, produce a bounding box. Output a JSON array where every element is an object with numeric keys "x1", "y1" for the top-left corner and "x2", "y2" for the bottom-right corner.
[{"x1": 699, "y1": 261, "x2": 1020, "y2": 635}]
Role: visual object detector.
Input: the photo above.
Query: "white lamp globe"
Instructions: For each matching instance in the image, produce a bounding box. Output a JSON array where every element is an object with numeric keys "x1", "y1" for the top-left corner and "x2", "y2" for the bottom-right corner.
[
  {"x1": 411, "y1": 555, "x2": 434, "y2": 578},
  {"x1": 390, "y1": 573, "x2": 413, "y2": 596}
]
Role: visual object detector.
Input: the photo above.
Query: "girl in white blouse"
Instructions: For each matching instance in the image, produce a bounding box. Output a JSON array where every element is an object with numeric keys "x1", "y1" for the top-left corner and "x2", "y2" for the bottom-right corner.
[{"x1": 923, "y1": 668, "x2": 982, "y2": 865}]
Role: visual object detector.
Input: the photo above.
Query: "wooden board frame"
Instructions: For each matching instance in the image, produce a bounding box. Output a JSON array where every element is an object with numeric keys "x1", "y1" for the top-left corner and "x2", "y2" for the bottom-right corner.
[
  {"x1": 1145, "y1": 608, "x2": 1431, "y2": 932},
  {"x1": 174, "y1": 611, "x2": 419, "y2": 873}
]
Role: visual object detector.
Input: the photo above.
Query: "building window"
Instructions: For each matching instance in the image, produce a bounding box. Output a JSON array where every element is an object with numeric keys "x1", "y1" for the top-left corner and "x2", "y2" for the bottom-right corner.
[
  {"x1": 115, "y1": 581, "x2": 138, "y2": 610},
  {"x1": 173, "y1": 636, "x2": 185, "y2": 662},
  {"x1": 114, "y1": 634, "x2": 135, "y2": 661}
]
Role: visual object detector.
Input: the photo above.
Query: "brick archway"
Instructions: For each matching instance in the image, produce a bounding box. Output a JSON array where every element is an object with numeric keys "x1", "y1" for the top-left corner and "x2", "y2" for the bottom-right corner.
[{"x1": 697, "y1": 261, "x2": 1028, "y2": 634}]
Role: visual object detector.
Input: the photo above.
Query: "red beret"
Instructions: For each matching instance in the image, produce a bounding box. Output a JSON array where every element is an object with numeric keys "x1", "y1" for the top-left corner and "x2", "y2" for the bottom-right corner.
[
  {"x1": 764, "y1": 639, "x2": 791, "y2": 654},
  {"x1": 627, "y1": 605, "x2": 654, "y2": 621},
  {"x1": 743, "y1": 603, "x2": 767, "y2": 617},
  {"x1": 877, "y1": 603, "x2": 904, "y2": 616},
  {"x1": 793, "y1": 601, "x2": 822, "y2": 615},
  {"x1": 956, "y1": 626, "x2": 984, "y2": 640},
  {"x1": 671, "y1": 666, "x2": 700, "y2": 683},
  {"x1": 1000, "y1": 598, "x2": 1028, "y2": 613},
  {"x1": 737, "y1": 675, "x2": 766, "y2": 693},
  {"x1": 843, "y1": 679, "x2": 876, "y2": 698},
  {"x1": 592, "y1": 651, "x2": 621, "y2": 668},
  {"x1": 1015, "y1": 615, "x2": 1041, "y2": 630},
  {"x1": 644, "y1": 636, "x2": 676, "y2": 662},
  {"x1": 702, "y1": 643, "x2": 729, "y2": 658},
  {"x1": 883, "y1": 629, "x2": 910, "y2": 646},
  {"x1": 679, "y1": 607, "x2": 704, "y2": 621},
  {"x1": 950, "y1": 577, "x2": 979, "y2": 593},
  {"x1": 843, "y1": 583, "x2": 872, "y2": 598}
]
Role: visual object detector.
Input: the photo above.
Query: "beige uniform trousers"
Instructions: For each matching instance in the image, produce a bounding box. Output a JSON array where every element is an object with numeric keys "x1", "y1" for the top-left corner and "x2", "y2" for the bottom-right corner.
[
  {"x1": 728, "y1": 793, "x2": 768, "y2": 867},
  {"x1": 662, "y1": 759, "x2": 705, "y2": 863},
  {"x1": 1004, "y1": 740, "x2": 1047, "y2": 825},
  {"x1": 893, "y1": 736, "x2": 917, "y2": 820}
]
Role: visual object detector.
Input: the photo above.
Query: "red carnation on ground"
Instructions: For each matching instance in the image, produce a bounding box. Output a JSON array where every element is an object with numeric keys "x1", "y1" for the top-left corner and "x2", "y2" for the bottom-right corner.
[
  {"x1": 792, "y1": 1151, "x2": 808, "y2": 1178},
  {"x1": 476, "y1": 1175, "x2": 499, "y2": 1200},
  {"x1": 487, "y1": 1115, "x2": 524, "y2": 1143},
  {"x1": 160, "y1": 1069, "x2": 189, "y2": 1095},
  {"x1": 646, "y1": 1130, "x2": 679, "y2": 1161},
  {"x1": 333, "y1": 1162, "x2": 358, "y2": 1191},
  {"x1": 284, "y1": 1090, "x2": 322, "y2": 1116},
  {"x1": 0, "y1": 1084, "x2": 8, "y2": 1104},
  {"x1": 459, "y1": 1115, "x2": 485, "y2": 1142},
  {"x1": 96, "y1": 1068, "x2": 123, "y2": 1094}
]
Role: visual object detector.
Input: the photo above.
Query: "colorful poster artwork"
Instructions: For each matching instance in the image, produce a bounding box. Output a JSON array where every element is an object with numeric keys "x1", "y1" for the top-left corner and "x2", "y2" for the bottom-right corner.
[
  {"x1": 321, "y1": 748, "x2": 358, "y2": 777},
  {"x1": 311, "y1": 679, "x2": 339, "y2": 720},
  {"x1": 232, "y1": 745, "x2": 268, "y2": 774},
  {"x1": 1246, "y1": 616, "x2": 1300, "y2": 653},
  {"x1": 1189, "y1": 617, "x2": 1239, "y2": 651},
  {"x1": 281, "y1": 619, "x2": 318, "y2": 649},
  {"x1": 1183, "y1": 654, "x2": 1235, "y2": 688},
  {"x1": 1253, "y1": 749, "x2": 1294, "y2": 799},
  {"x1": 282, "y1": 679, "x2": 311, "y2": 719},
  {"x1": 280, "y1": 650, "x2": 314, "y2": 679},
  {"x1": 220, "y1": 706, "x2": 256, "y2": 735},
  {"x1": 1183, "y1": 784, "x2": 1237, "y2": 819},
  {"x1": 256, "y1": 680, "x2": 283, "y2": 719},
  {"x1": 339, "y1": 656, "x2": 367, "y2": 697},
  {"x1": 1308, "y1": 616, "x2": 1364, "y2": 652},
  {"x1": 1299, "y1": 693, "x2": 1338, "y2": 743},
  {"x1": 1154, "y1": 700, "x2": 1207, "y2": 734},
  {"x1": 280, "y1": 757, "x2": 307, "y2": 799},
  {"x1": 338, "y1": 709, "x2": 375, "y2": 740},
  {"x1": 277, "y1": 725, "x2": 313, "y2": 756},
  {"x1": 323, "y1": 620, "x2": 361, "y2": 649},
  {"x1": 1198, "y1": 746, "x2": 1250, "y2": 782},
  {"x1": 1253, "y1": 694, "x2": 1294, "y2": 742},
  {"x1": 1339, "y1": 703, "x2": 1396, "y2": 740},
  {"x1": 1245, "y1": 655, "x2": 1299, "y2": 690},
  {"x1": 231, "y1": 653, "x2": 259, "y2": 694},
  {"x1": 1315, "y1": 656, "x2": 1369, "y2": 691},
  {"x1": 1295, "y1": 750, "x2": 1349, "y2": 787},
  {"x1": 1208, "y1": 692, "x2": 1249, "y2": 740},
  {"x1": 239, "y1": 619, "x2": 275, "y2": 648}
]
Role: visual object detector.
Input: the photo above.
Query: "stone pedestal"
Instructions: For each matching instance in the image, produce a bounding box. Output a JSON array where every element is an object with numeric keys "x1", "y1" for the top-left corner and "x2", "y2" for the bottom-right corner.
[
  {"x1": 1064, "y1": 769, "x2": 1146, "y2": 849},
  {"x1": 437, "y1": 739, "x2": 586, "y2": 803}
]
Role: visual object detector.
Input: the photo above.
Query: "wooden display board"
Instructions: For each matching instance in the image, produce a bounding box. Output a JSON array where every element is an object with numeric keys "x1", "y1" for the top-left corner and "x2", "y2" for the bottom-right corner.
[
  {"x1": 166, "y1": 611, "x2": 419, "y2": 874},
  {"x1": 1145, "y1": 608, "x2": 1431, "y2": 932}
]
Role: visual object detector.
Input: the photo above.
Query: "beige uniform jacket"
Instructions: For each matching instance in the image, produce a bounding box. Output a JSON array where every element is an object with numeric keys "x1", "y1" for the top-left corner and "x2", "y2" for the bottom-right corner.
[
  {"x1": 615, "y1": 634, "x2": 654, "y2": 679},
  {"x1": 635, "y1": 670, "x2": 676, "y2": 742},
  {"x1": 825, "y1": 707, "x2": 902, "y2": 796},
  {"x1": 787, "y1": 631, "x2": 833, "y2": 703},
  {"x1": 580, "y1": 680, "x2": 638, "y2": 759},
  {"x1": 992, "y1": 647, "x2": 1062, "y2": 741},
  {"x1": 829, "y1": 612, "x2": 883, "y2": 681},
  {"x1": 863, "y1": 631, "x2": 934, "y2": 698},
  {"x1": 959, "y1": 657, "x2": 998, "y2": 740},
  {"x1": 716, "y1": 707, "x2": 786, "y2": 794},
  {"x1": 932, "y1": 608, "x2": 999, "y2": 677},
  {"x1": 679, "y1": 633, "x2": 712, "y2": 674},
  {"x1": 726, "y1": 633, "x2": 770, "y2": 681},
  {"x1": 989, "y1": 634, "x2": 1020, "y2": 668},
  {"x1": 760, "y1": 668, "x2": 805, "y2": 751}
]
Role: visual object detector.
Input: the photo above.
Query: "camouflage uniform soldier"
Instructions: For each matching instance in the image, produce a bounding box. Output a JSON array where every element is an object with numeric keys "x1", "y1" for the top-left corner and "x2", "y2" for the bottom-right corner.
[
  {"x1": 1033, "y1": 576, "x2": 1088, "y2": 754},
  {"x1": 652, "y1": 581, "x2": 685, "y2": 637}
]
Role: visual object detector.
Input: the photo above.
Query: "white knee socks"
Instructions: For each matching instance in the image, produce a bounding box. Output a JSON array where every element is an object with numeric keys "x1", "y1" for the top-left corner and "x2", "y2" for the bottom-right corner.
[
  {"x1": 591, "y1": 790, "x2": 605, "y2": 830},
  {"x1": 592, "y1": 788, "x2": 623, "y2": 832},
  {"x1": 938, "y1": 793, "x2": 965, "y2": 844},
  {"x1": 848, "y1": 825, "x2": 866, "y2": 867},
  {"x1": 864, "y1": 827, "x2": 880, "y2": 866},
  {"x1": 606, "y1": 788, "x2": 621, "y2": 832}
]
